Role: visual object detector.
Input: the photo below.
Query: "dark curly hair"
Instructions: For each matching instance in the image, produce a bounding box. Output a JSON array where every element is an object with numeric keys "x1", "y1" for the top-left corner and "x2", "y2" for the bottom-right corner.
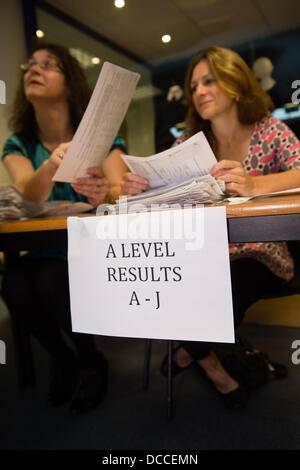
[{"x1": 9, "y1": 42, "x2": 91, "y2": 135}]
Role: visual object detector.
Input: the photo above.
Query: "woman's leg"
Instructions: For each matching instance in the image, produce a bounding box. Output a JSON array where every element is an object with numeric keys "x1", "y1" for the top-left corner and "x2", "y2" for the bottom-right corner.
[
  {"x1": 1, "y1": 256, "x2": 73, "y2": 363},
  {"x1": 178, "y1": 258, "x2": 283, "y2": 360},
  {"x1": 2, "y1": 256, "x2": 108, "y2": 411},
  {"x1": 29, "y1": 256, "x2": 109, "y2": 412},
  {"x1": 172, "y1": 259, "x2": 283, "y2": 405},
  {"x1": 1, "y1": 256, "x2": 78, "y2": 405},
  {"x1": 230, "y1": 257, "x2": 283, "y2": 328},
  {"x1": 33, "y1": 257, "x2": 104, "y2": 369}
]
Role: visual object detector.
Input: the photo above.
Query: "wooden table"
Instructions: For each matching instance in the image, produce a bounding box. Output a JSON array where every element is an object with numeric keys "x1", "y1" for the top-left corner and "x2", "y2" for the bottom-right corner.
[
  {"x1": 226, "y1": 192, "x2": 300, "y2": 243},
  {"x1": 1, "y1": 193, "x2": 300, "y2": 252},
  {"x1": 1, "y1": 193, "x2": 300, "y2": 395}
]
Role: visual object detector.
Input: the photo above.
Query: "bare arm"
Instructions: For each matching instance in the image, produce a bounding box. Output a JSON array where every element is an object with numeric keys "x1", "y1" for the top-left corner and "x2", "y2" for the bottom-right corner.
[
  {"x1": 211, "y1": 160, "x2": 300, "y2": 197},
  {"x1": 101, "y1": 148, "x2": 129, "y2": 200},
  {"x1": 3, "y1": 142, "x2": 69, "y2": 202}
]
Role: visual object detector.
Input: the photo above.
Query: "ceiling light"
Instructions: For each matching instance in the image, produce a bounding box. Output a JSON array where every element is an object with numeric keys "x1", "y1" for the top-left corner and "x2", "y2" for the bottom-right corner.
[
  {"x1": 70, "y1": 48, "x2": 99, "y2": 69},
  {"x1": 114, "y1": 0, "x2": 125, "y2": 7},
  {"x1": 36, "y1": 29, "x2": 45, "y2": 38},
  {"x1": 161, "y1": 34, "x2": 171, "y2": 44}
]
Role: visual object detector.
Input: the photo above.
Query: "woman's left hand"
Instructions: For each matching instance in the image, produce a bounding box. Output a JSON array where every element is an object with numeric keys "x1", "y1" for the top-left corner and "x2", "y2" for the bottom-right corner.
[
  {"x1": 210, "y1": 160, "x2": 256, "y2": 197},
  {"x1": 71, "y1": 167, "x2": 109, "y2": 207}
]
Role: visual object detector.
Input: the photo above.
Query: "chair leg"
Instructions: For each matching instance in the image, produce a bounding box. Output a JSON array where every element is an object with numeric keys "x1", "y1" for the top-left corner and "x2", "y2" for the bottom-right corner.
[
  {"x1": 167, "y1": 340, "x2": 173, "y2": 419},
  {"x1": 11, "y1": 316, "x2": 36, "y2": 388},
  {"x1": 143, "y1": 338, "x2": 174, "y2": 419},
  {"x1": 143, "y1": 339, "x2": 152, "y2": 390}
]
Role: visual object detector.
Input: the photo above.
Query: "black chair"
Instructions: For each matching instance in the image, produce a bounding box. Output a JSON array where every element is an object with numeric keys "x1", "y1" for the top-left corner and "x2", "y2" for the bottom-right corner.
[{"x1": 143, "y1": 241, "x2": 300, "y2": 418}]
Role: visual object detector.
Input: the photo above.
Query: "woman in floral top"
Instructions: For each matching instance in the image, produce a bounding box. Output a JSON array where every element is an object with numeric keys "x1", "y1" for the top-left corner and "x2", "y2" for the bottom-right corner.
[
  {"x1": 121, "y1": 46, "x2": 300, "y2": 409},
  {"x1": 175, "y1": 116, "x2": 300, "y2": 281}
]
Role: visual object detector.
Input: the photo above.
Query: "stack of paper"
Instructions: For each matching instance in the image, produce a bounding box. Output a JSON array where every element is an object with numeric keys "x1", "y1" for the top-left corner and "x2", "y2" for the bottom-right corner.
[
  {"x1": 0, "y1": 185, "x2": 92, "y2": 220},
  {"x1": 109, "y1": 131, "x2": 227, "y2": 211},
  {"x1": 121, "y1": 131, "x2": 218, "y2": 190},
  {"x1": 117, "y1": 175, "x2": 225, "y2": 210}
]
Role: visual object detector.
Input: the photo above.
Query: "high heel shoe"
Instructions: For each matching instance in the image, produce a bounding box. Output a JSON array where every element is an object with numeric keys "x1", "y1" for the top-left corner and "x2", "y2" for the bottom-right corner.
[
  {"x1": 197, "y1": 351, "x2": 247, "y2": 410},
  {"x1": 160, "y1": 345, "x2": 194, "y2": 378},
  {"x1": 218, "y1": 385, "x2": 247, "y2": 410},
  {"x1": 200, "y1": 368, "x2": 247, "y2": 409}
]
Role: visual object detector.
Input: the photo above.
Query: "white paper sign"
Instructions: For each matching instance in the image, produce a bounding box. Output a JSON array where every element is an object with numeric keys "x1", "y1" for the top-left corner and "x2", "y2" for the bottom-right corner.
[{"x1": 67, "y1": 206, "x2": 234, "y2": 343}]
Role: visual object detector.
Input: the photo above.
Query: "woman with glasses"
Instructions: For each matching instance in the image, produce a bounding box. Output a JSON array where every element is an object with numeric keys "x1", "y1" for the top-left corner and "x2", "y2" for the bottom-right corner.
[
  {"x1": 121, "y1": 46, "x2": 300, "y2": 409},
  {"x1": 1, "y1": 43, "x2": 128, "y2": 413}
]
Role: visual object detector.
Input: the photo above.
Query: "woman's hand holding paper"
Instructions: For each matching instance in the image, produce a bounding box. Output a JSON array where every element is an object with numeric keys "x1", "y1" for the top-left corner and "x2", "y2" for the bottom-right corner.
[
  {"x1": 47, "y1": 142, "x2": 71, "y2": 172},
  {"x1": 210, "y1": 160, "x2": 256, "y2": 197},
  {"x1": 120, "y1": 172, "x2": 149, "y2": 196},
  {"x1": 71, "y1": 167, "x2": 109, "y2": 207}
]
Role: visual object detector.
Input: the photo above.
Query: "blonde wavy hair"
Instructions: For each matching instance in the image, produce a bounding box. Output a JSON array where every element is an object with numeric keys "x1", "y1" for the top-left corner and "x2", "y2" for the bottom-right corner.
[{"x1": 184, "y1": 46, "x2": 274, "y2": 146}]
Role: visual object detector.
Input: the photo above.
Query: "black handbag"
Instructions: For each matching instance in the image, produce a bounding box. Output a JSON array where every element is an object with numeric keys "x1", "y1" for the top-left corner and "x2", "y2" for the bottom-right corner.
[{"x1": 219, "y1": 336, "x2": 287, "y2": 392}]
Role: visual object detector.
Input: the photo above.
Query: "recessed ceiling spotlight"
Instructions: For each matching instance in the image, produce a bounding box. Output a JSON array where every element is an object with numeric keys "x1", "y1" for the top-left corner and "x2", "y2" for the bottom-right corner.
[
  {"x1": 114, "y1": 0, "x2": 125, "y2": 7},
  {"x1": 161, "y1": 34, "x2": 171, "y2": 44},
  {"x1": 91, "y1": 57, "x2": 100, "y2": 64},
  {"x1": 36, "y1": 29, "x2": 45, "y2": 38}
]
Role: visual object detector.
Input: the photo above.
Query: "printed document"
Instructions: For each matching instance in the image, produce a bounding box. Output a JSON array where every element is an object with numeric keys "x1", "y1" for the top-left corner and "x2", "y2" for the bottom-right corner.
[
  {"x1": 53, "y1": 62, "x2": 140, "y2": 183},
  {"x1": 121, "y1": 131, "x2": 217, "y2": 188}
]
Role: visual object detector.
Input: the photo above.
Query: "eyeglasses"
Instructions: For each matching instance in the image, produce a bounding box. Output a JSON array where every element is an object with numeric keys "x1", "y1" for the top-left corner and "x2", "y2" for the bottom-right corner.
[{"x1": 20, "y1": 60, "x2": 63, "y2": 73}]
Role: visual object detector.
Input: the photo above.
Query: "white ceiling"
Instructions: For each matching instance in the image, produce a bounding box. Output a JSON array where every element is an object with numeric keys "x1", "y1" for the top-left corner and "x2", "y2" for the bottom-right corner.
[{"x1": 44, "y1": 0, "x2": 300, "y2": 66}]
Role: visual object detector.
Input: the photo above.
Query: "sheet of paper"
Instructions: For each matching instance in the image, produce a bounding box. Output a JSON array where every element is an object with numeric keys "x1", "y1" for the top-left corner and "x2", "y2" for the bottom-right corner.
[
  {"x1": 121, "y1": 131, "x2": 217, "y2": 188},
  {"x1": 53, "y1": 62, "x2": 140, "y2": 183},
  {"x1": 67, "y1": 206, "x2": 234, "y2": 343}
]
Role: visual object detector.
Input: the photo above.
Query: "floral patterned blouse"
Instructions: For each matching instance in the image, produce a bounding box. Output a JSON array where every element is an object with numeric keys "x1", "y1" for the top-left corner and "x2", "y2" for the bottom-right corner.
[{"x1": 175, "y1": 117, "x2": 300, "y2": 281}]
